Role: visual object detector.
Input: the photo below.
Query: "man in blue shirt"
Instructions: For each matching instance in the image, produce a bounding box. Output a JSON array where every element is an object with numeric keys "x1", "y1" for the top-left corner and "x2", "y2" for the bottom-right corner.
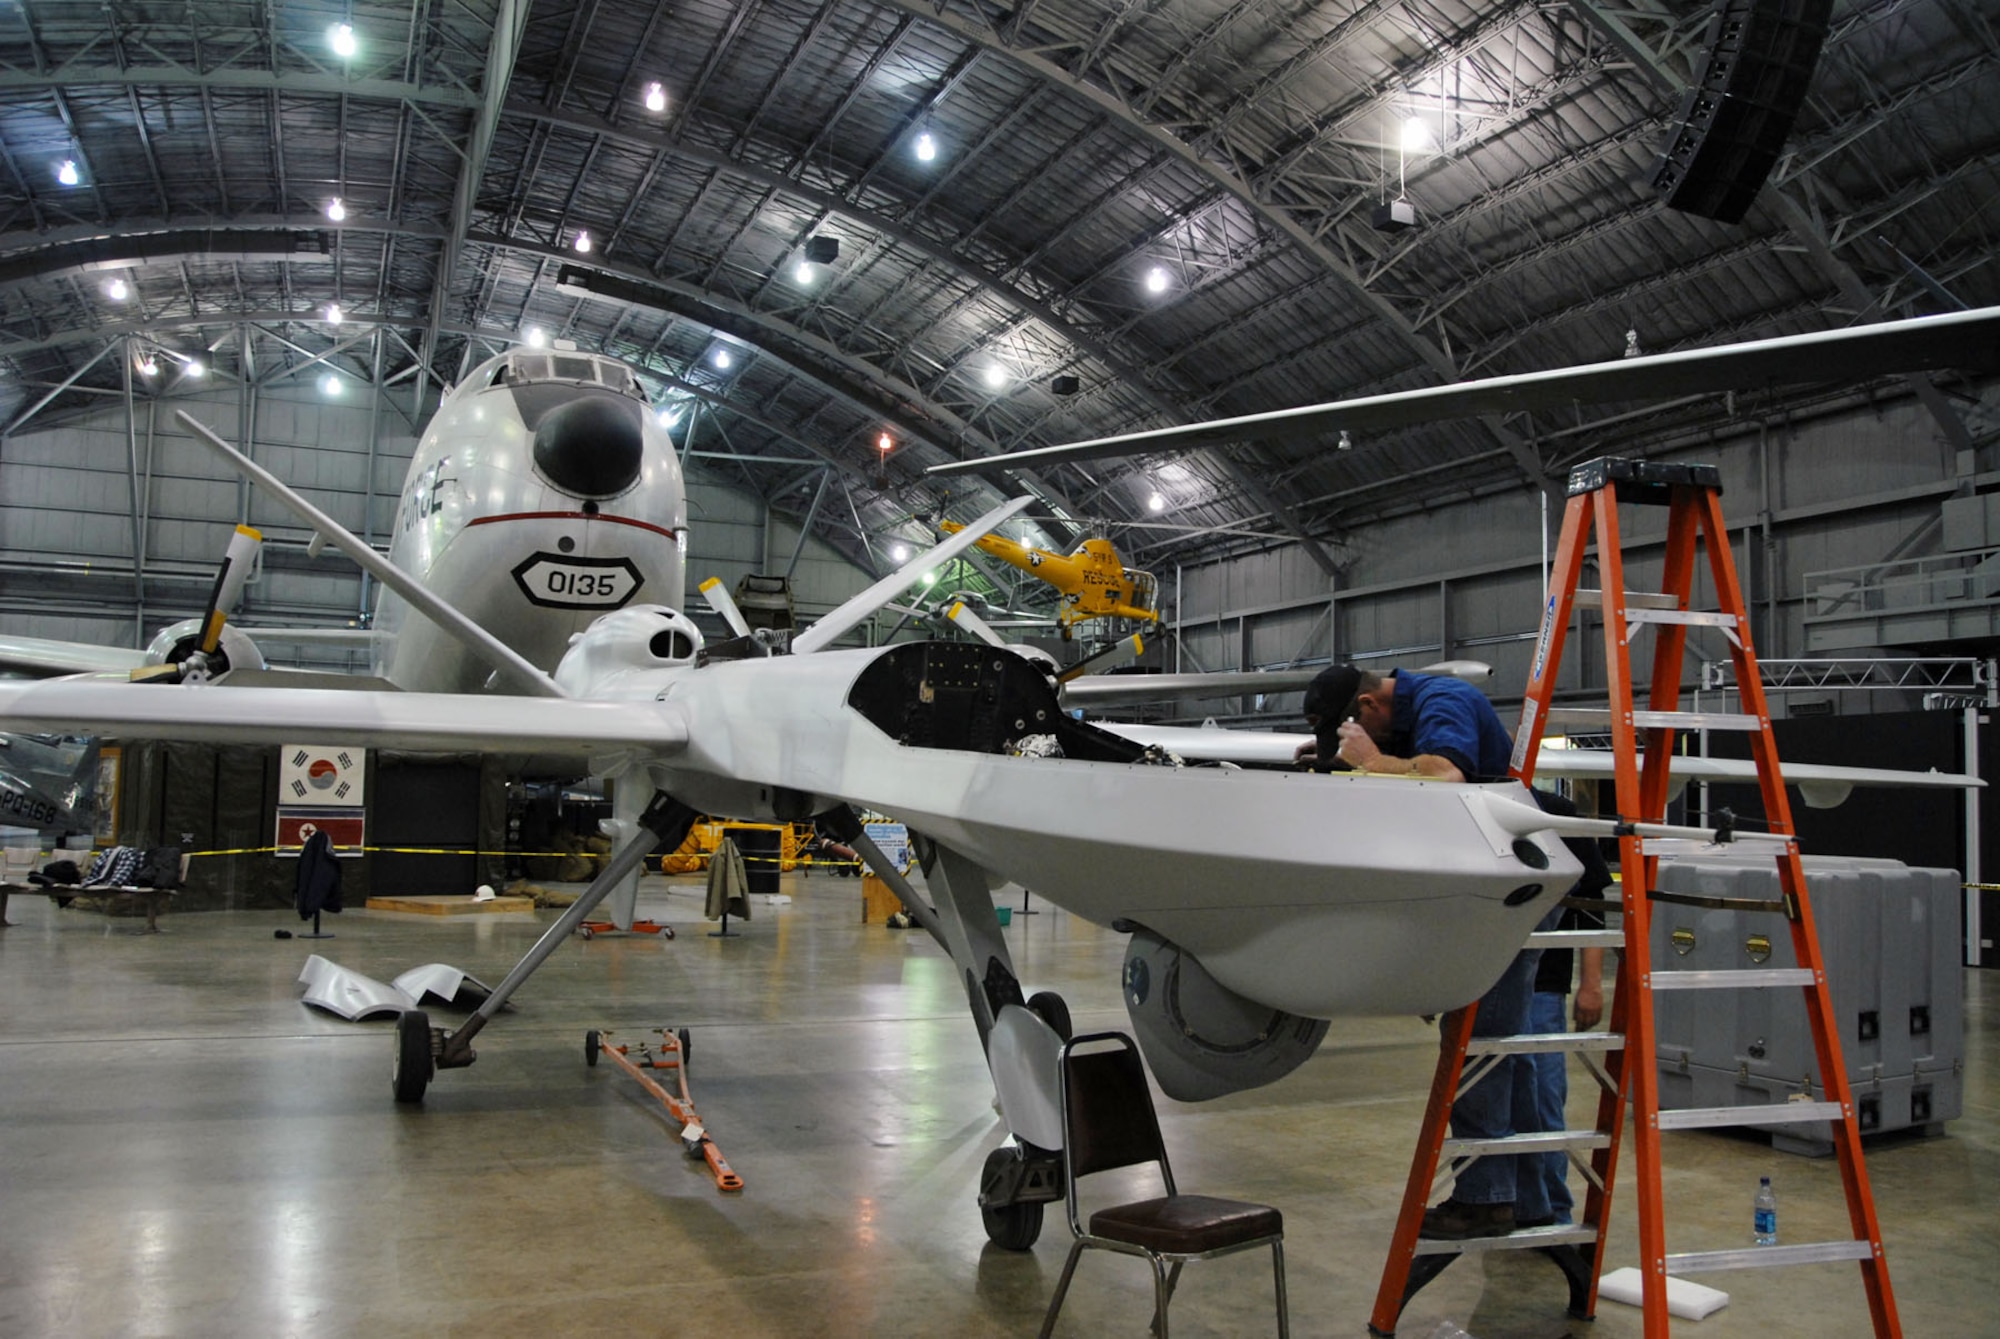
[{"x1": 1300, "y1": 664, "x2": 1552, "y2": 1238}]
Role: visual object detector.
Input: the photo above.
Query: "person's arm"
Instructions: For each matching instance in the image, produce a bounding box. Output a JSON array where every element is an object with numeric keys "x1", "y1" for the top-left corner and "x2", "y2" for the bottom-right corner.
[
  {"x1": 1573, "y1": 947, "x2": 1606, "y2": 1029},
  {"x1": 1335, "y1": 720, "x2": 1467, "y2": 780}
]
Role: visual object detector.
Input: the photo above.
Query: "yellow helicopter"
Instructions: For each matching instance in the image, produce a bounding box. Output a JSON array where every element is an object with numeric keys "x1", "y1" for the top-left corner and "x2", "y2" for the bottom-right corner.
[{"x1": 937, "y1": 521, "x2": 1159, "y2": 636}]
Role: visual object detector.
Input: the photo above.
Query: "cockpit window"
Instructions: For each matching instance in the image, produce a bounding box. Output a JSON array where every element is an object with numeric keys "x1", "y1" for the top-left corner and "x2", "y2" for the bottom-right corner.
[
  {"x1": 596, "y1": 362, "x2": 641, "y2": 396},
  {"x1": 490, "y1": 353, "x2": 648, "y2": 401}
]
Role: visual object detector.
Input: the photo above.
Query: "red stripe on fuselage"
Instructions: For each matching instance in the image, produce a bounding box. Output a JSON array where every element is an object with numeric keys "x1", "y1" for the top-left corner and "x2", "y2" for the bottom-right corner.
[{"x1": 466, "y1": 511, "x2": 678, "y2": 539}]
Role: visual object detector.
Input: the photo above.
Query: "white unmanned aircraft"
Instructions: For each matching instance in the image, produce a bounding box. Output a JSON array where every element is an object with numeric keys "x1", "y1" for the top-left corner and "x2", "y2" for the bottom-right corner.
[{"x1": 0, "y1": 310, "x2": 1987, "y2": 1248}]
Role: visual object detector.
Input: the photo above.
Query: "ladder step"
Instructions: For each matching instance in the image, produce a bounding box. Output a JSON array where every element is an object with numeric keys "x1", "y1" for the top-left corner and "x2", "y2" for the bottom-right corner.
[
  {"x1": 1414, "y1": 1223, "x2": 1599, "y2": 1256},
  {"x1": 1575, "y1": 588, "x2": 1681, "y2": 611},
  {"x1": 1650, "y1": 968, "x2": 1817, "y2": 990},
  {"x1": 1667, "y1": 1240, "x2": 1879, "y2": 1273},
  {"x1": 1656, "y1": 1100, "x2": 1845, "y2": 1130},
  {"x1": 1443, "y1": 1130, "x2": 1612, "y2": 1157},
  {"x1": 1467, "y1": 1030, "x2": 1625, "y2": 1056},
  {"x1": 1525, "y1": 928, "x2": 1626, "y2": 950},
  {"x1": 1546, "y1": 707, "x2": 1764, "y2": 732},
  {"x1": 1623, "y1": 607, "x2": 1739, "y2": 630}
]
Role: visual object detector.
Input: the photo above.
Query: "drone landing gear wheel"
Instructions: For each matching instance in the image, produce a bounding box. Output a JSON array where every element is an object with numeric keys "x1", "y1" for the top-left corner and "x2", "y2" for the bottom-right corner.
[
  {"x1": 978, "y1": 1145, "x2": 1046, "y2": 1250},
  {"x1": 393, "y1": 1009, "x2": 433, "y2": 1104},
  {"x1": 1027, "y1": 989, "x2": 1073, "y2": 1042}
]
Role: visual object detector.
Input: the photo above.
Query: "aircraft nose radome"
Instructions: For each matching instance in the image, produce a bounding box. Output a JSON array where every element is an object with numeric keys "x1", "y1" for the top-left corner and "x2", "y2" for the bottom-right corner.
[{"x1": 531, "y1": 394, "x2": 644, "y2": 498}]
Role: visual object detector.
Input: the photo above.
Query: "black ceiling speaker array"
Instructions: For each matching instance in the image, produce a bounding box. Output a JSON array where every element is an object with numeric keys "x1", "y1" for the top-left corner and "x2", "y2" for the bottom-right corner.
[{"x1": 1651, "y1": 0, "x2": 1834, "y2": 224}]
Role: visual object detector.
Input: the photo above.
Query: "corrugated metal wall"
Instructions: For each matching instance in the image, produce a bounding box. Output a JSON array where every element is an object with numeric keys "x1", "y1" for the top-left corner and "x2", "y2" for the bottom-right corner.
[{"x1": 1161, "y1": 394, "x2": 1997, "y2": 723}]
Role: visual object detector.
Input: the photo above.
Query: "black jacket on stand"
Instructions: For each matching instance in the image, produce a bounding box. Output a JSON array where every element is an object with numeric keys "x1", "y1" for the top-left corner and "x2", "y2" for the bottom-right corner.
[{"x1": 295, "y1": 829, "x2": 343, "y2": 920}]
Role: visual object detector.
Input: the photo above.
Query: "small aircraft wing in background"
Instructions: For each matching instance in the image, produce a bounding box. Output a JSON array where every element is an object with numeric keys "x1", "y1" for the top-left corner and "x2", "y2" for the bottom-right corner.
[{"x1": 1094, "y1": 720, "x2": 1982, "y2": 808}]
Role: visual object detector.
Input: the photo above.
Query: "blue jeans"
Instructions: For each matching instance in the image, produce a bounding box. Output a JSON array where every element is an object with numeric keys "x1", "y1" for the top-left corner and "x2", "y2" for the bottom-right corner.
[
  {"x1": 1528, "y1": 990, "x2": 1574, "y2": 1224},
  {"x1": 1449, "y1": 906, "x2": 1561, "y2": 1215}
]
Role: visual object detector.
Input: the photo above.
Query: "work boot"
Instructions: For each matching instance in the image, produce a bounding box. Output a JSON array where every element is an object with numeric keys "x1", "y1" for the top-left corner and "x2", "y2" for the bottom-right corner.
[{"x1": 1420, "y1": 1198, "x2": 1516, "y2": 1239}]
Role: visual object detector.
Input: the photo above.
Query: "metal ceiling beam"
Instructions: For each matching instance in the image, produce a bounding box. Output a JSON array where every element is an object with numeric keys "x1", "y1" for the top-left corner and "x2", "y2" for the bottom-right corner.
[
  {"x1": 0, "y1": 66, "x2": 480, "y2": 108},
  {"x1": 421, "y1": 0, "x2": 529, "y2": 393}
]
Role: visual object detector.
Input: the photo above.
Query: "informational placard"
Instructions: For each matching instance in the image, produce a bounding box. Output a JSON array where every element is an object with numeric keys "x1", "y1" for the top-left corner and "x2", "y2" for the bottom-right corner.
[
  {"x1": 863, "y1": 821, "x2": 911, "y2": 872},
  {"x1": 277, "y1": 744, "x2": 367, "y2": 856}
]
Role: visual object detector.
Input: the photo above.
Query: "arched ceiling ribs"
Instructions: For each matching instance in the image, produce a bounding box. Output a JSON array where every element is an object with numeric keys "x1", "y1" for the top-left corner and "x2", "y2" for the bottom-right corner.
[
  {"x1": 503, "y1": 100, "x2": 1328, "y2": 559},
  {"x1": 870, "y1": 0, "x2": 1559, "y2": 502}
]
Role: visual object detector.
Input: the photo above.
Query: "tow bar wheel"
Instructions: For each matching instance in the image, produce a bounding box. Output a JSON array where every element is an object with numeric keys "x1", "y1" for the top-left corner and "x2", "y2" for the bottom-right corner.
[
  {"x1": 393, "y1": 1009, "x2": 433, "y2": 1104},
  {"x1": 584, "y1": 1029, "x2": 601, "y2": 1067}
]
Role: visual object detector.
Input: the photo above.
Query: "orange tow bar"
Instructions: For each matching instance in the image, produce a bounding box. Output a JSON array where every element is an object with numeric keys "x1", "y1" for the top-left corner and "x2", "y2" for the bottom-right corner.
[
  {"x1": 585, "y1": 1027, "x2": 742, "y2": 1193},
  {"x1": 576, "y1": 919, "x2": 676, "y2": 939}
]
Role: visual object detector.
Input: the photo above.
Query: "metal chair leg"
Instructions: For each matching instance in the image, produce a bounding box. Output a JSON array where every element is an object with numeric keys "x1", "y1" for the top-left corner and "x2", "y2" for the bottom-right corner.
[
  {"x1": 1149, "y1": 1254, "x2": 1173, "y2": 1339},
  {"x1": 1037, "y1": 1239, "x2": 1089, "y2": 1339},
  {"x1": 1273, "y1": 1238, "x2": 1290, "y2": 1338}
]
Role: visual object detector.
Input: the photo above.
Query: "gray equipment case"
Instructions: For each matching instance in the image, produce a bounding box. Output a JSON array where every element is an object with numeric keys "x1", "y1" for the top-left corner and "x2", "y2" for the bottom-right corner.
[{"x1": 1650, "y1": 854, "x2": 1963, "y2": 1155}]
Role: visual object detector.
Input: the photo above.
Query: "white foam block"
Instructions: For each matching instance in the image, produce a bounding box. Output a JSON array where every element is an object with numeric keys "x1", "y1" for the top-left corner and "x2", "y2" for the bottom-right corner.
[{"x1": 1597, "y1": 1267, "x2": 1730, "y2": 1320}]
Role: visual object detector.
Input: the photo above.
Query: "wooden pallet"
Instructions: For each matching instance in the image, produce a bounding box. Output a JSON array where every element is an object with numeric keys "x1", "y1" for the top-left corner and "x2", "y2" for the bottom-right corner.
[{"x1": 363, "y1": 895, "x2": 535, "y2": 916}]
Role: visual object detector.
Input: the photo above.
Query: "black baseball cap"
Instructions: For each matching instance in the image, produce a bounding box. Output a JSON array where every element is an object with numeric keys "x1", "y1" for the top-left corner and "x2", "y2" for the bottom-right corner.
[{"x1": 1302, "y1": 664, "x2": 1363, "y2": 723}]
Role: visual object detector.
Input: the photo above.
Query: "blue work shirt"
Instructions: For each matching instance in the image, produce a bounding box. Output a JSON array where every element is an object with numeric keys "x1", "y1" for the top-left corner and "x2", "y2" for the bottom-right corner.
[{"x1": 1383, "y1": 671, "x2": 1515, "y2": 782}]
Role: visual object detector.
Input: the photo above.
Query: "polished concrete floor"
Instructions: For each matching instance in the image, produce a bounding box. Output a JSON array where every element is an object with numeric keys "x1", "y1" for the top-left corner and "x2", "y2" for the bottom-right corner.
[{"x1": 2, "y1": 874, "x2": 1995, "y2": 1338}]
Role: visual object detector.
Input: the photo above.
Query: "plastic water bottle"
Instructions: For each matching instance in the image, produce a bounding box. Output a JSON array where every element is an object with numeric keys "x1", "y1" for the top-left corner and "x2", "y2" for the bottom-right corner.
[{"x1": 1754, "y1": 1176, "x2": 1778, "y2": 1246}]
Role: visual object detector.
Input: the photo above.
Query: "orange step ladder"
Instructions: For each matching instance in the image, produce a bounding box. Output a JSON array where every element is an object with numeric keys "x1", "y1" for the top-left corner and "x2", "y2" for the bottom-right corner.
[{"x1": 1368, "y1": 456, "x2": 1900, "y2": 1337}]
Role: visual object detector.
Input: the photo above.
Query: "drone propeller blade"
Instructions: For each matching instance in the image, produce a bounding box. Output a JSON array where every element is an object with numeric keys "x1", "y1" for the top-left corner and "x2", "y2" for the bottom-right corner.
[
  {"x1": 945, "y1": 601, "x2": 1008, "y2": 648},
  {"x1": 792, "y1": 496, "x2": 1033, "y2": 655},
  {"x1": 1057, "y1": 633, "x2": 1144, "y2": 684},
  {"x1": 699, "y1": 577, "x2": 753, "y2": 639}
]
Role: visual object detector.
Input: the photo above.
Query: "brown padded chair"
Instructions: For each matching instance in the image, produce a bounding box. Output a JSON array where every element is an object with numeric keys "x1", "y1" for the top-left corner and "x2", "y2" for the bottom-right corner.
[{"x1": 1038, "y1": 1031, "x2": 1289, "y2": 1338}]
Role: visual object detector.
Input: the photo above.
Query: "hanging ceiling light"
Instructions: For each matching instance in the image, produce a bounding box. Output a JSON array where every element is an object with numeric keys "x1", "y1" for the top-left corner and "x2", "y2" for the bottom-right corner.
[
  {"x1": 915, "y1": 128, "x2": 938, "y2": 162},
  {"x1": 136, "y1": 353, "x2": 159, "y2": 378},
  {"x1": 525, "y1": 326, "x2": 548, "y2": 348},
  {"x1": 713, "y1": 348, "x2": 733, "y2": 370},
  {"x1": 876, "y1": 431, "x2": 893, "y2": 454},
  {"x1": 56, "y1": 159, "x2": 79, "y2": 186},
  {"x1": 1401, "y1": 116, "x2": 1432, "y2": 152},
  {"x1": 326, "y1": 197, "x2": 346, "y2": 222},
  {"x1": 105, "y1": 278, "x2": 129, "y2": 301},
  {"x1": 326, "y1": 302, "x2": 343, "y2": 325},
  {"x1": 1147, "y1": 491, "x2": 1166, "y2": 512},
  {"x1": 644, "y1": 81, "x2": 667, "y2": 113},
  {"x1": 890, "y1": 543, "x2": 910, "y2": 563},
  {"x1": 573, "y1": 229, "x2": 592, "y2": 254},
  {"x1": 1144, "y1": 266, "x2": 1169, "y2": 295},
  {"x1": 321, "y1": 373, "x2": 342, "y2": 397},
  {"x1": 794, "y1": 260, "x2": 815, "y2": 285},
  {"x1": 329, "y1": 23, "x2": 357, "y2": 58},
  {"x1": 982, "y1": 365, "x2": 1008, "y2": 390}
]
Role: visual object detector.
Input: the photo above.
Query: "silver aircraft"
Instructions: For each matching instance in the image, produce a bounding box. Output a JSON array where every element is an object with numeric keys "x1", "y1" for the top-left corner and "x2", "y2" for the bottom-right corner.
[{"x1": 0, "y1": 313, "x2": 1987, "y2": 1249}]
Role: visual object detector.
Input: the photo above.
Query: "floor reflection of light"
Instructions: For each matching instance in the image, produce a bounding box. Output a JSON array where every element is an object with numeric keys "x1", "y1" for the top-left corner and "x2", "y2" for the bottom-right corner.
[
  {"x1": 855, "y1": 1194, "x2": 877, "y2": 1248},
  {"x1": 123, "y1": 1204, "x2": 176, "y2": 1332},
  {"x1": 265, "y1": 1196, "x2": 324, "y2": 1328}
]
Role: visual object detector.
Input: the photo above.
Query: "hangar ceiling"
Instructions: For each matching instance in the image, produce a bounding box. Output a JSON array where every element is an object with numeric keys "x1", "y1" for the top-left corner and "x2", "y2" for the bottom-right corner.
[{"x1": 1, "y1": 0, "x2": 1994, "y2": 585}]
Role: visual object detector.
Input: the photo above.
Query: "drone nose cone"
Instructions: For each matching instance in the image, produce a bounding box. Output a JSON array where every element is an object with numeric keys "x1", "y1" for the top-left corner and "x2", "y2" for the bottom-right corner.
[{"x1": 532, "y1": 394, "x2": 644, "y2": 498}]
